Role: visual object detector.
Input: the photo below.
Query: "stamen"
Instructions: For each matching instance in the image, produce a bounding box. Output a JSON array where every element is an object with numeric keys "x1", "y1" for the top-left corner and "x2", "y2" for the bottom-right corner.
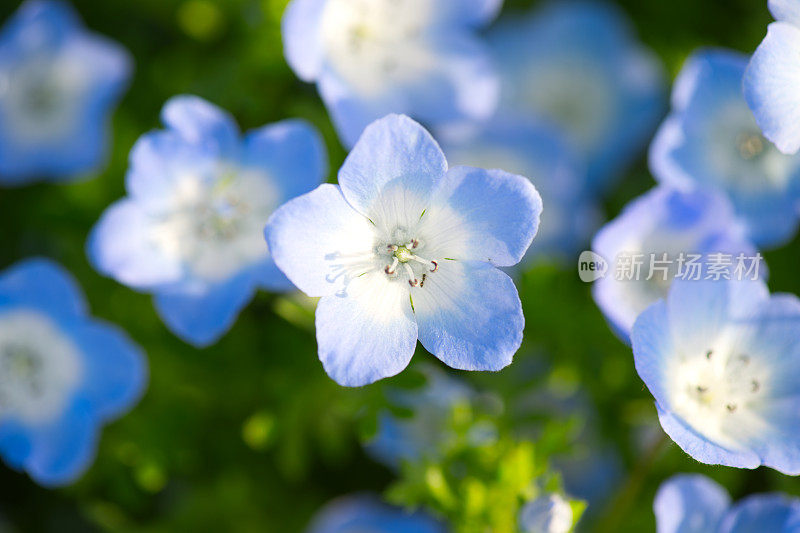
[
  {"x1": 387, "y1": 244, "x2": 398, "y2": 252},
  {"x1": 429, "y1": 260, "x2": 438, "y2": 272},
  {"x1": 696, "y1": 385, "x2": 708, "y2": 393},
  {"x1": 705, "y1": 350, "x2": 713, "y2": 360},
  {"x1": 726, "y1": 403, "x2": 737, "y2": 413},
  {"x1": 403, "y1": 263, "x2": 418, "y2": 287},
  {"x1": 384, "y1": 257, "x2": 399, "y2": 275}
]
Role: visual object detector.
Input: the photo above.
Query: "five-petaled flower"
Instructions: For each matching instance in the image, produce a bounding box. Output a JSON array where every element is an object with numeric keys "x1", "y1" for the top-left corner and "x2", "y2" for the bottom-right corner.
[
  {"x1": 652, "y1": 48, "x2": 800, "y2": 249},
  {"x1": 265, "y1": 114, "x2": 542, "y2": 386},
  {"x1": 654, "y1": 474, "x2": 800, "y2": 533},
  {"x1": 0, "y1": 258, "x2": 147, "y2": 487},
  {"x1": 88, "y1": 95, "x2": 328, "y2": 347},
  {"x1": 281, "y1": 0, "x2": 501, "y2": 148},
  {"x1": 633, "y1": 277, "x2": 800, "y2": 474},
  {"x1": 745, "y1": 0, "x2": 800, "y2": 155},
  {"x1": 0, "y1": 0, "x2": 132, "y2": 184}
]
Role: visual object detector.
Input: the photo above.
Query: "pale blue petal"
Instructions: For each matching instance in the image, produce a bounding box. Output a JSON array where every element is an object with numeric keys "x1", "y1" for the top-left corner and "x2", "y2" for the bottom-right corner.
[
  {"x1": 433, "y1": 0, "x2": 503, "y2": 27},
  {"x1": 654, "y1": 474, "x2": 730, "y2": 533},
  {"x1": 337, "y1": 115, "x2": 447, "y2": 217},
  {"x1": 308, "y1": 494, "x2": 446, "y2": 533},
  {"x1": 744, "y1": 22, "x2": 800, "y2": 154},
  {"x1": 281, "y1": 0, "x2": 327, "y2": 81},
  {"x1": 414, "y1": 261, "x2": 522, "y2": 371},
  {"x1": 87, "y1": 199, "x2": 183, "y2": 290},
  {"x1": 160, "y1": 95, "x2": 240, "y2": 156},
  {"x1": 265, "y1": 184, "x2": 375, "y2": 298},
  {"x1": 631, "y1": 300, "x2": 673, "y2": 408},
  {"x1": 242, "y1": 118, "x2": 328, "y2": 202},
  {"x1": 720, "y1": 493, "x2": 800, "y2": 533},
  {"x1": 0, "y1": 258, "x2": 86, "y2": 323},
  {"x1": 431, "y1": 166, "x2": 541, "y2": 267},
  {"x1": 315, "y1": 273, "x2": 417, "y2": 387},
  {"x1": 770, "y1": 0, "x2": 800, "y2": 26}
]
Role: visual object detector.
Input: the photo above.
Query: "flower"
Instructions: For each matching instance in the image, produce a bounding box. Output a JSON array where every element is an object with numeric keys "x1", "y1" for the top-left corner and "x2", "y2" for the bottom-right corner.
[
  {"x1": 0, "y1": 258, "x2": 147, "y2": 487},
  {"x1": 88, "y1": 95, "x2": 328, "y2": 347},
  {"x1": 632, "y1": 277, "x2": 800, "y2": 474},
  {"x1": 438, "y1": 118, "x2": 600, "y2": 264},
  {"x1": 744, "y1": 0, "x2": 800, "y2": 155},
  {"x1": 652, "y1": 48, "x2": 800, "y2": 249},
  {"x1": 592, "y1": 186, "x2": 759, "y2": 340},
  {"x1": 281, "y1": 0, "x2": 500, "y2": 148},
  {"x1": 519, "y1": 494, "x2": 574, "y2": 533},
  {"x1": 0, "y1": 0, "x2": 132, "y2": 184},
  {"x1": 307, "y1": 494, "x2": 446, "y2": 533},
  {"x1": 654, "y1": 474, "x2": 800, "y2": 533},
  {"x1": 487, "y1": 0, "x2": 665, "y2": 192},
  {"x1": 265, "y1": 114, "x2": 542, "y2": 386}
]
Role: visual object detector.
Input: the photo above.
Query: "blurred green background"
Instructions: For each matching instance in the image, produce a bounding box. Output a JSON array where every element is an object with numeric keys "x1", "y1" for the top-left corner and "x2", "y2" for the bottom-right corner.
[{"x1": 1, "y1": 0, "x2": 798, "y2": 531}]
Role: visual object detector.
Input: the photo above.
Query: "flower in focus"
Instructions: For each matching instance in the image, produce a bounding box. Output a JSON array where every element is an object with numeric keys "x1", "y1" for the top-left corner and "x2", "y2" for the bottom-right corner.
[
  {"x1": 307, "y1": 494, "x2": 446, "y2": 533},
  {"x1": 654, "y1": 474, "x2": 800, "y2": 532},
  {"x1": 488, "y1": 0, "x2": 665, "y2": 192},
  {"x1": 0, "y1": 258, "x2": 147, "y2": 487},
  {"x1": 0, "y1": 0, "x2": 131, "y2": 184},
  {"x1": 519, "y1": 494, "x2": 574, "y2": 533},
  {"x1": 439, "y1": 119, "x2": 600, "y2": 265},
  {"x1": 88, "y1": 95, "x2": 328, "y2": 347},
  {"x1": 592, "y1": 186, "x2": 759, "y2": 340},
  {"x1": 744, "y1": 0, "x2": 800, "y2": 155},
  {"x1": 265, "y1": 114, "x2": 541, "y2": 386},
  {"x1": 633, "y1": 277, "x2": 800, "y2": 473},
  {"x1": 281, "y1": 0, "x2": 501, "y2": 148},
  {"x1": 652, "y1": 48, "x2": 800, "y2": 249}
]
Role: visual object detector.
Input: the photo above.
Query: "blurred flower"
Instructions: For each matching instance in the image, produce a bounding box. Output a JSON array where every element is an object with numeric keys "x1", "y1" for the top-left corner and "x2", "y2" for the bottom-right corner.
[
  {"x1": 439, "y1": 119, "x2": 601, "y2": 265},
  {"x1": 88, "y1": 95, "x2": 328, "y2": 347},
  {"x1": 0, "y1": 258, "x2": 147, "y2": 487},
  {"x1": 281, "y1": 0, "x2": 501, "y2": 148},
  {"x1": 654, "y1": 474, "x2": 800, "y2": 533},
  {"x1": 592, "y1": 186, "x2": 758, "y2": 340},
  {"x1": 632, "y1": 277, "x2": 800, "y2": 473},
  {"x1": 519, "y1": 494, "x2": 573, "y2": 533},
  {"x1": 744, "y1": 0, "x2": 800, "y2": 155},
  {"x1": 306, "y1": 494, "x2": 446, "y2": 533},
  {"x1": 652, "y1": 48, "x2": 800, "y2": 249},
  {"x1": 0, "y1": 0, "x2": 131, "y2": 184},
  {"x1": 488, "y1": 0, "x2": 665, "y2": 193},
  {"x1": 265, "y1": 114, "x2": 541, "y2": 386}
]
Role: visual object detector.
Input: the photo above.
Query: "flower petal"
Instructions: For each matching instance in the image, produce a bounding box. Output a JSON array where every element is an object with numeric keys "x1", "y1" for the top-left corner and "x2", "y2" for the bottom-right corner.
[
  {"x1": 265, "y1": 184, "x2": 376, "y2": 298},
  {"x1": 315, "y1": 272, "x2": 417, "y2": 387},
  {"x1": 160, "y1": 95, "x2": 240, "y2": 156},
  {"x1": 745, "y1": 22, "x2": 800, "y2": 155},
  {"x1": 719, "y1": 493, "x2": 800, "y2": 533},
  {"x1": 337, "y1": 115, "x2": 447, "y2": 218},
  {"x1": 414, "y1": 261, "x2": 522, "y2": 371},
  {"x1": 654, "y1": 475, "x2": 730, "y2": 533},
  {"x1": 770, "y1": 0, "x2": 800, "y2": 26},
  {"x1": 632, "y1": 300, "x2": 673, "y2": 408},
  {"x1": 0, "y1": 258, "x2": 86, "y2": 323},
  {"x1": 281, "y1": 0, "x2": 327, "y2": 81}
]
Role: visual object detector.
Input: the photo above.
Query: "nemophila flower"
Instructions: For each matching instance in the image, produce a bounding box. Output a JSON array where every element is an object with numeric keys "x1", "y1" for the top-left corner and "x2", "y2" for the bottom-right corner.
[
  {"x1": 439, "y1": 119, "x2": 600, "y2": 264},
  {"x1": 654, "y1": 474, "x2": 800, "y2": 533},
  {"x1": 488, "y1": 0, "x2": 665, "y2": 192},
  {"x1": 592, "y1": 186, "x2": 759, "y2": 340},
  {"x1": 519, "y1": 494, "x2": 573, "y2": 533},
  {"x1": 0, "y1": 258, "x2": 146, "y2": 487},
  {"x1": 88, "y1": 95, "x2": 328, "y2": 347},
  {"x1": 265, "y1": 114, "x2": 541, "y2": 386},
  {"x1": 651, "y1": 49, "x2": 800, "y2": 249},
  {"x1": 632, "y1": 277, "x2": 800, "y2": 474},
  {"x1": 745, "y1": 0, "x2": 800, "y2": 155},
  {"x1": 307, "y1": 494, "x2": 446, "y2": 533},
  {"x1": 281, "y1": 0, "x2": 501, "y2": 148},
  {"x1": 0, "y1": 0, "x2": 131, "y2": 184}
]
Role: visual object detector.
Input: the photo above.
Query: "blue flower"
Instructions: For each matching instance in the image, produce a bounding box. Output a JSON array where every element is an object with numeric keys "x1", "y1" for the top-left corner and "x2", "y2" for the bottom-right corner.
[
  {"x1": 652, "y1": 48, "x2": 800, "y2": 249},
  {"x1": 281, "y1": 0, "x2": 501, "y2": 148},
  {"x1": 0, "y1": 258, "x2": 147, "y2": 487},
  {"x1": 488, "y1": 0, "x2": 665, "y2": 193},
  {"x1": 307, "y1": 494, "x2": 446, "y2": 533},
  {"x1": 592, "y1": 186, "x2": 759, "y2": 340},
  {"x1": 654, "y1": 474, "x2": 800, "y2": 533},
  {"x1": 632, "y1": 277, "x2": 800, "y2": 474},
  {"x1": 88, "y1": 95, "x2": 328, "y2": 347},
  {"x1": 0, "y1": 0, "x2": 132, "y2": 184},
  {"x1": 745, "y1": 0, "x2": 800, "y2": 155},
  {"x1": 265, "y1": 114, "x2": 542, "y2": 386},
  {"x1": 519, "y1": 494, "x2": 573, "y2": 533},
  {"x1": 438, "y1": 118, "x2": 600, "y2": 264}
]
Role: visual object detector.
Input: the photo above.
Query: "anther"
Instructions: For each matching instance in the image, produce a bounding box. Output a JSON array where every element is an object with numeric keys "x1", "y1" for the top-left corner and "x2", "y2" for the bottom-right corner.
[
  {"x1": 403, "y1": 263, "x2": 418, "y2": 287},
  {"x1": 387, "y1": 244, "x2": 398, "y2": 252},
  {"x1": 726, "y1": 403, "x2": 737, "y2": 413},
  {"x1": 430, "y1": 260, "x2": 438, "y2": 272},
  {"x1": 408, "y1": 278, "x2": 419, "y2": 287},
  {"x1": 696, "y1": 385, "x2": 708, "y2": 393},
  {"x1": 385, "y1": 257, "x2": 399, "y2": 275},
  {"x1": 409, "y1": 239, "x2": 419, "y2": 249},
  {"x1": 705, "y1": 350, "x2": 713, "y2": 360}
]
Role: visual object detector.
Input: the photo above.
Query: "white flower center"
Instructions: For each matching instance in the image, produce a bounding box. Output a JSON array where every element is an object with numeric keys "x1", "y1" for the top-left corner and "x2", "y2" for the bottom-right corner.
[
  {"x1": 668, "y1": 343, "x2": 768, "y2": 449},
  {"x1": 320, "y1": 0, "x2": 435, "y2": 96},
  {"x1": 0, "y1": 310, "x2": 82, "y2": 424},
  {"x1": 150, "y1": 166, "x2": 279, "y2": 282},
  {"x1": 383, "y1": 239, "x2": 439, "y2": 287}
]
